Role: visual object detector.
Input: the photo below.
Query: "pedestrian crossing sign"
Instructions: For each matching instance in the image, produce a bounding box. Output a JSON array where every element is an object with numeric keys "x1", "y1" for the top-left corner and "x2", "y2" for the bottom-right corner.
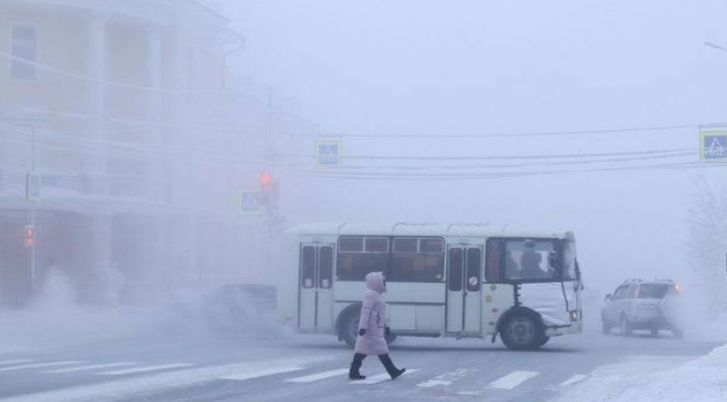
[
  {"x1": 700, "y1": 130, "x2": 727, "y2": 161},
  {"x1": 239, "y1": 190, "x2": 263, "y2": 214},
  {"x1": 26, "y1": 171, "x2": 41, "y2": 201},
  {"x1": 316, "y1": 139, "x2": 341, "y2": 167}
]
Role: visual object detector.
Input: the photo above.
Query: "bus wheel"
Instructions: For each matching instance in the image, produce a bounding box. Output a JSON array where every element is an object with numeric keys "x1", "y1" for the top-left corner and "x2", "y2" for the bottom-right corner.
[
  {"x1": 537, "y1": 336, "x2": 550, "y2": 348},
  {"x1": 341, "y1": 311, "x2": 360, "y2": 348},
  {"x1": 500, "y1": 314, "x2": 545, "y2": 351}
]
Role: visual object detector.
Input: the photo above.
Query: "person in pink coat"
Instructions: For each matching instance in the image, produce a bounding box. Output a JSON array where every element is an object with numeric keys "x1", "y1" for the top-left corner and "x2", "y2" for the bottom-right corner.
[{"x1": 349, "y1": 271, "x2": 406, "y2": 380}]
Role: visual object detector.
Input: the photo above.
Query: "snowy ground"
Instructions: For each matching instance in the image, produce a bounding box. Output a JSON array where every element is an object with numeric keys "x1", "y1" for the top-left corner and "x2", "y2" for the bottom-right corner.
[
  {"x1": 1, "y1": 280, "x2": 724, "y2": 401},
  {"x1": 554, "y1": 339, "x2": 727, "y2": 402},
  {"x1": 0, "y1": 309, "x2": 722, "y2": 402}
]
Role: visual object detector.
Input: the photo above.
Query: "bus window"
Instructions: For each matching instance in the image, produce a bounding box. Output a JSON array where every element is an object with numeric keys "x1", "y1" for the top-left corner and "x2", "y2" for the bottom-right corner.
[
  {"x1": 340, "y1": 237, "x2": 363, "y2": 252},
  {"x1": 485, "y1": 239, "x2": 502, "y2": 282},
  {"x1": 337, "y1": 236, "x2": 389, "y2": 281},
  {"x1": 562, "y1": 240, "x2": 577, "y2": 280},
  {"x1": 421, "y1": 239, "x2": 443, "y2": 253},
  {"x1": 319, "y1": 246, "x2": 333, "y2": 289},
  {"x1": 448, "y1": 248, "x2": 463, "y2": 291},
  {"x1": 503, "y1": 239, "x2": 558, "y2": 282},
  {"x1": 301, "y1": 246, "x2": 316, "y2": 288},
  {"x1": 466, "y1": 248, "x2": 482, "y2": 291},
  {"x1": 365, "y1": 238, "x2": 388, "y2": 253},
  {"x1": 393, "y1": 238, "x2": 417, "y2": 253},
  {"x1": 486, "y1": 238, "x2": 565, "y2": 283},
  {"x1": 389, "y1": 237, "x2": 445, "y2": 282}
]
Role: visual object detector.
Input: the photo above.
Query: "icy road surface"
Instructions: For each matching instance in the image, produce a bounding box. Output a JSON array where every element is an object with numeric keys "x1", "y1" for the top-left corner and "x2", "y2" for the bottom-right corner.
[{"x1": 0, "y1": 328, "x2": 719, "y2": 402}]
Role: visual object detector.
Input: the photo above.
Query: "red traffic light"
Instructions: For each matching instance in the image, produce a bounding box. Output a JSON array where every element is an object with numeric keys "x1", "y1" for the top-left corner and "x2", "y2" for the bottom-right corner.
[
  {"x1": 24, "y1": 225, "x2": 34, "y2": 247},
  {"x1": 259, "y1": 170, "x2": 273, "y2": 192}
]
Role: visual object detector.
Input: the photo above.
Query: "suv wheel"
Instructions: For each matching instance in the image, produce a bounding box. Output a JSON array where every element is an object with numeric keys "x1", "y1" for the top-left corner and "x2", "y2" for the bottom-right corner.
[
  {"x1": 602, "y1": 320, "x2": 611, "y2": 335},
  {"x1": 620, "y1": 315, "x2": 633, "y2": 336}
]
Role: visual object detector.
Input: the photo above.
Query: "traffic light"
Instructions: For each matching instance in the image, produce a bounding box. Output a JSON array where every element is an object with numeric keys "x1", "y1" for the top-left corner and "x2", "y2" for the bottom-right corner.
[
  {"x1": 257, "y1": 171, "x2": 278, "y2": 210},
  {"x1": 259, "y1": 170, "x2": 273, "y2": 193},
  {"x1": 24, "y1": 225, "x2": 34, "y2": 248}
]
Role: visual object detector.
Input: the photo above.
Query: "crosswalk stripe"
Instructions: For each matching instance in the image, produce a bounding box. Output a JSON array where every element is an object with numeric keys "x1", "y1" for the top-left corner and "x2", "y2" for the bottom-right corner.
[
  {"x1": 0, "y1": 359, "x2": 34, "y2": 366},
  {"x1": 0, "y1": 361, "x2": 86, "y2": 372},
  {"x1": 352, "y1": 369, "x2": 420, "y2": 385},
  {"x1": 285, "y1": 368, "x2": 348, "y2": 383},
  {"x1": 220, "y1": 366, "x2": 304, "y2": 381},
  {"x1": 98, "y1": 363, "x2": 193, "y2": 376},
  {"x1": 43, "y1": 362, "x2": 137, "y2": 374},
  {"x1": 0, "y1": 356, "x2": 334, "y2": 402},
  {"x1": 417, "y1": 368, "x2": 475, "y2": 388},
  {"x1": 561, "y1": 374, "x2": 588, "y2": 386},
  {"x1": 487, "y1": 371, "x2": 539, "y2": 390}
]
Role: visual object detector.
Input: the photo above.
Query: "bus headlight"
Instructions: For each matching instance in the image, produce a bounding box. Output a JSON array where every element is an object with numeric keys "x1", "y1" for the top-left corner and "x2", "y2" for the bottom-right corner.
[{"x1": 569, "y1": 310, "x2": 579, "y2": 321}]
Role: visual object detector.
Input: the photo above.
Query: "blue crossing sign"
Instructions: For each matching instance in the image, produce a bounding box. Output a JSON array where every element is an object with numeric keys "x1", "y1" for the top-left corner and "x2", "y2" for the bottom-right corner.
[
  {"x1": 316, "y1": 140, "x2": 341, "y2": 167},
  {"x1": 701, "y1": 131, "x2": 727, "y2": 161},
  {"x1": 239, "y1": 190, "x2": 263, "y2": 214},
  {"x1": 26, "y1": 171, "x2": 41, "y2": 201}
]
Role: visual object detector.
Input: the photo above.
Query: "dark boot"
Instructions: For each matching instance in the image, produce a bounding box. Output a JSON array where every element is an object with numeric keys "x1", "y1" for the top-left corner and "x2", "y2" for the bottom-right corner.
[
  {"x1": 349, "y1": 353, "x2": 366, "y2": 380},
  {"x1": 378, "y1": 354, "x2": 406, "y2": 380}
]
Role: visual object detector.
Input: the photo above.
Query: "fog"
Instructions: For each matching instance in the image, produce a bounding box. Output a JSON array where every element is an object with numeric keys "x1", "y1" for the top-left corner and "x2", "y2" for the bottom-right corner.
[
  {"x1": 223, "y1": 0, "x2": 727, "y2": 299},
  {"x1": 1, "y1": 0, "x2": 727, "y2": 382}
]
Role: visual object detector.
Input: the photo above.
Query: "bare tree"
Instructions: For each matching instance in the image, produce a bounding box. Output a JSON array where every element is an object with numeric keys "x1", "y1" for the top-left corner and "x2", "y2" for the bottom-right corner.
[{"x1": 687, "y1": 178, "x2": 727, "y2": 313}]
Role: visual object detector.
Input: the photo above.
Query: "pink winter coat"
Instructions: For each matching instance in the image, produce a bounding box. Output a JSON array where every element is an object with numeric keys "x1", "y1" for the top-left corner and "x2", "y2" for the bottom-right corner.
[{"x1": 354, "y1": 272, "x2": 389, "y2": 356}]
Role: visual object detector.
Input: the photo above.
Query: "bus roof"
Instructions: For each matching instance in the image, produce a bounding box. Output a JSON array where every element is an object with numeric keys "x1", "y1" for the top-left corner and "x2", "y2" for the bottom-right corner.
[{"x1": 285, "y1": 223, "x2": 573, "y2": 239}]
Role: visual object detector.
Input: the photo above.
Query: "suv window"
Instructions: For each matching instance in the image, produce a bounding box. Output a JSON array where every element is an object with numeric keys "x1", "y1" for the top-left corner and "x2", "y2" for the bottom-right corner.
[
  {"x1": 637, "y1": 283, "x2": 671, "y2": 299},
  {"x1": 613, "y1": 285, "x2": 628, "y2": 299}
]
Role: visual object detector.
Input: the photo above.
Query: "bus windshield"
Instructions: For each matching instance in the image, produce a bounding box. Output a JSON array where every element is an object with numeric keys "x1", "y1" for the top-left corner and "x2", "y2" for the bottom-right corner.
[
  {"x1": 485, "y1": 237, "x2": 575, "y2": 283},
  {"x1": 504, "y1": 239, "x2": 559, "y2": 281}
]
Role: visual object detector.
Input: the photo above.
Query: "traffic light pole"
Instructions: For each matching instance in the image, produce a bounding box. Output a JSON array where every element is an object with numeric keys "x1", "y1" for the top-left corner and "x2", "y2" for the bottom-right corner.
[
  {"x1": 29, "y1": 126, "x2": 37, "y2": 294},
  {"x1": 266, "y1": 88, "x2": 274, "y2": 278}
]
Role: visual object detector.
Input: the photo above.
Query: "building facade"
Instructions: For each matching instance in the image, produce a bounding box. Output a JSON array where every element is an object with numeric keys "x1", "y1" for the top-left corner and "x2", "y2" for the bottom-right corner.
[{"x1": 0, "y1": 0, "x2": 284, "y2": 307}]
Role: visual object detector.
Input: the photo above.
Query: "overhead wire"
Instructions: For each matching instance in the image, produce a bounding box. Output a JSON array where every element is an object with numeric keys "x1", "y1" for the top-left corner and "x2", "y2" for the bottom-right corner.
[{"x1": 0, "y1": 123, "x2": 698, "y2": 175}]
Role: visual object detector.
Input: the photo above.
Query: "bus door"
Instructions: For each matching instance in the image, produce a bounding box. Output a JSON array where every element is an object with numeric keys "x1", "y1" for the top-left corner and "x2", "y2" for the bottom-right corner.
[
  {"x1": 298, "y1": 244, "x2": 335, "y2": 331},
  {"x1": 446, "y1": 246, "x2": 483, "y2": 334}
]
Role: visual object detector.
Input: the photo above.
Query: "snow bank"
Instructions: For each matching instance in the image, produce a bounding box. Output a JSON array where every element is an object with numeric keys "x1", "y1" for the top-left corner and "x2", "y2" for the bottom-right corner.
[{"x1": 555, "y1": 344, "x2": 727, "y2": 402}]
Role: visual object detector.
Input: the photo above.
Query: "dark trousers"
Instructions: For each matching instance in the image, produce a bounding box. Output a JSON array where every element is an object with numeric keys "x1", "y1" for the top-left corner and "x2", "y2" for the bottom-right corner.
[{"x1": 350, "y1": 352, "x2": 398, "y2": 375}]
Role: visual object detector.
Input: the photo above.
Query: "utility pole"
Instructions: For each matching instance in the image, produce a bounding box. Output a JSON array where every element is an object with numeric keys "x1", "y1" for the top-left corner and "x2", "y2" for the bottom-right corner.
[
  {"x1": 265, "y1": 86, "x2": 275, "y2": 279},
  {"x1": 29, "y1": 126, "x2": 37, "y2": 294}
]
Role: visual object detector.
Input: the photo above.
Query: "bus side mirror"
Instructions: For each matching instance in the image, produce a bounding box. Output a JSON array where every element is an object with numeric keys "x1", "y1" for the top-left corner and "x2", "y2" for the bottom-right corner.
[{"x1": 604, "y1": 294, "x2": 612, "y2": 301}]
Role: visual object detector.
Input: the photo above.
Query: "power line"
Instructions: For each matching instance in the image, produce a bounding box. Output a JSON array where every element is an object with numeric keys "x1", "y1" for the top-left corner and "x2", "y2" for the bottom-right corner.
[
  {"x1": 1, "y1": 102, "x2": 723, "y2": 142},
  {"x1": 278, "y1": 123, "x2": 724, "y2": 139},
  {"x1": 1, "y1": 119, "x2": 697, "y2": 164},
  {"x1": 279, "y1": 148, "x2": 695, "y2": 161},
  {"x1": 286, "y1": 160, "x2": 716, "y2": 182},
  {"x1": 0, "y1": 125, "x2": 697, "y2": 173}
]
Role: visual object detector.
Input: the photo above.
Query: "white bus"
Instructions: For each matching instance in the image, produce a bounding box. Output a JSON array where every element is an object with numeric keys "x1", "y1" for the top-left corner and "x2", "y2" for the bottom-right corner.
[{"x1": 277, "y1": 223, "x2": 583, "y2": 350}]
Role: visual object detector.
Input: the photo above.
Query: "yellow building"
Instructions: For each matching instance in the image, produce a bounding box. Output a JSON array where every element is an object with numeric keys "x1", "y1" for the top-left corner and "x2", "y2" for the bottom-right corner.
[{"x1": 0, "y1": 0, "x2": 280, "y2": 307}]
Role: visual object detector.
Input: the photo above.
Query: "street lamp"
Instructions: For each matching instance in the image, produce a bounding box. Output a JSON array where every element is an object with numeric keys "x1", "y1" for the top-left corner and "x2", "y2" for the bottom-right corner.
[{"x1": 705, "y1": 41, "x2": 727, "y2": 54}]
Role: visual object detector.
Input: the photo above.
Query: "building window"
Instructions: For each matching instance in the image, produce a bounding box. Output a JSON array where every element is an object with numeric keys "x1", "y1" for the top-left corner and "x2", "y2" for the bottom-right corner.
[{"x1": 11, "y1": 25, "x2": 38, "y2": 80}]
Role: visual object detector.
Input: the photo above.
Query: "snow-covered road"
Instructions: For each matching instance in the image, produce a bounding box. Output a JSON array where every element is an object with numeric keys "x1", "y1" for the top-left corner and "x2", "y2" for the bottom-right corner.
[{"x1": 0, "y1": 324, "x2": 720, "y2": 402}]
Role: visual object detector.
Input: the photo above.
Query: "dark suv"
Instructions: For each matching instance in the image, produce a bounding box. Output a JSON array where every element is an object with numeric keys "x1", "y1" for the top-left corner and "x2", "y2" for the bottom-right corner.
[{"x1": 601, "y1": 279, "x2": 683, "y2": 338}]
